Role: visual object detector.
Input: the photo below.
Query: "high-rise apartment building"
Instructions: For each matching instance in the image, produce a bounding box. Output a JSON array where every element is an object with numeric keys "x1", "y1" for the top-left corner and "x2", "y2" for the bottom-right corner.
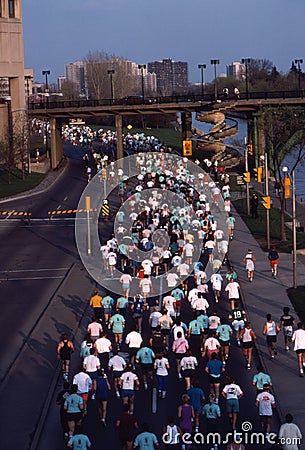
[
  {"x1": 226, "y1": 62, "x2": 245, "y2": 81},
  {"x1": 147, "y1": 59, "x2": 188, "y2": 95},
  {"x1": 65, "y1": 61, "x2": 86, "y2": 94}
]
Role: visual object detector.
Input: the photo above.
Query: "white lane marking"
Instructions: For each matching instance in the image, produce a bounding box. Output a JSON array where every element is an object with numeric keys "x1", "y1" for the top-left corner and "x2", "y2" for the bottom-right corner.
[
  {"x1": 0, "y1": 276, "x2": 65, "y2": 281},
  {"x1": 63, "y1": 196, "x2": 68, "y2": 201},
  {"x1": 56, "y1": 204, "x2": 61, "y2": 210},
  {"x1": 152, "y1": 387, "x2": 157, "y2": 414},
  {"x1": 4, "y1": 210, "x2": 15, "y2": 220},
  {"x1": 0, "y1": 268, "x2": 70, "y2": 273}
]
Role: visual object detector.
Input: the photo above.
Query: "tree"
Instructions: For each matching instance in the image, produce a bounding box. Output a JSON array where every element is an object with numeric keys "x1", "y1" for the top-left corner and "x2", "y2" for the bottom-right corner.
[
  {"x1": 263, "y1": 106, "x2": 305, "y2": 241},
  {"x1": 84, "y1": 51, "x2": 137, "y2": 100}
]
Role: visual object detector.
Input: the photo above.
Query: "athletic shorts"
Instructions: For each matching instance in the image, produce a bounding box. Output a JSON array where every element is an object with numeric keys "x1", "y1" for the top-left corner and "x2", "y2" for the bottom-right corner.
[
  {"x1": 175, "y1": 353, "x2": 186, "y2": 360},
  {"x1": 122, "y1": 284, "x2": 130, "y2": 290},
  {"x1": 67, "y1": 412, "x2": 82, "y2": 422},
  {"x1": 161, "y1": 329, "x2": 170, "y2": 336},
  {"x1": 209, "y1": 375, "x2": 221, "y2": 385},
  {"x1": 182, "y1": 369, "x2": 195, "y2": 379},
  {"x1": 242, "y1": 341, "x2": 254, "y2": 349},
  {"x1": 266, "y1": 335, "x2": 277, "y2": 345},
  {"x1": 232, "y1": 320, "x2": 244, "y2": 331},
  {"x1": 104, "y1": 308, "x2": 112, "y2": 315},
  {"x1": 226, "y1": 398, "x2": 239, "y2": 413},
  {"x1": 219, "y1": 339, "x2": 230, "y2": 347},
  {"x1": 79, "y1": 393, "x2": 89, "y2": 402},
  {"x1": 112, "y1": 370, "x2": 123, "y2": 378},
  {"x1": 296, "y1": 349, "x2": 305, "y2": 354},
  {"x1": 141, "y1": 363, "x2": 153, "y2": 373},
  {"x1": 121, "y1": 389, "x2": 134, "y2": 398}
]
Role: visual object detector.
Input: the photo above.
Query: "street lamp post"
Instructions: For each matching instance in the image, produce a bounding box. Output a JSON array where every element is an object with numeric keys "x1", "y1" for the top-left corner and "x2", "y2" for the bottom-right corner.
[
  {"x1": 241, "y1": 58, "x2": 251, "y2": 99},
  {"x1": 294, "y1": 59, "x2": 303, "y2": 97},
  {"x1": 138, "y1": 64, "x2": 146, "y2": 103},
  {"x1": 107, "y1": 69, "x2": 115, "y2": 103},
  {"x1": 260, "y1": 153, "x2": 270, "y2": 250},
  {"x1": 210, "y1": 59, "x2": 220, "y2": 101},
  {"x1": 244, "y1": 136, "x2": 250, "y2": 216},
  {"x1": 42, "y1": 70, "x2": 50, "y2": 159},
  {"x1": 282, "y1": 166, "x2": 297, "y2": 288},
  {"x1": 198, "y1": 64, "x2": 206, "y2": 99}
]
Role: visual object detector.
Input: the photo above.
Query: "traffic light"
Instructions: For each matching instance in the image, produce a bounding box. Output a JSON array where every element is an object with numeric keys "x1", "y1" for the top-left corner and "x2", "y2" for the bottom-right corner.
[
  {"x1": 183, "y1": 140, "x2": 192, "y2": 157},
  {"x1": 243, "y1": 172, "x2": 250, "y2": 183},
  {"x1": 262, "y1": 196, "x2": 271, "y2": 209},
  {"x1": 253, "y1": 167, "x2": 263, "y2": 183},
  {"x1": 247, "y1": 143, "x2": 253, "y2": 155},
  {"x1": 284, "y1": 176, "x2": 291, "y2": 199}
]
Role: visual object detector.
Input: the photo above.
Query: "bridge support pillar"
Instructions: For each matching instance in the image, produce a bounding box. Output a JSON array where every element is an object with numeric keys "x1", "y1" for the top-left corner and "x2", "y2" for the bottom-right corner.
[
  {"x1": 115, "y1": 114, "x2": 124, "y2": 160},
  {"x1": 50, "y1": 118, "x2": 63, "y2": 169},
  {"x1": 181, "y1": 112, "x2": 193, "y2": 143}
]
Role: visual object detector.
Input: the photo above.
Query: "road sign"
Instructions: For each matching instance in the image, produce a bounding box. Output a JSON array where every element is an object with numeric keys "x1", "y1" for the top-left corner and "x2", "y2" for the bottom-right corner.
[
  {"x1": 101, "y1": 200, "x2": 110, "y2": 218},
  {"x1": 262, "y1": 196, "x2": 271, "y2": 209},
  {"x1": 236, "y1": 175, "x2": 245, "y2": 185},
  {"x1": 182, "y1": 140, "x2": 192, "y2": 156},
  {"x1": 243, "y1": 172, "x2": 250, "y2": 183},
  {"x1": 284, "y1": 176, "x2": 291, "y2": 199}
]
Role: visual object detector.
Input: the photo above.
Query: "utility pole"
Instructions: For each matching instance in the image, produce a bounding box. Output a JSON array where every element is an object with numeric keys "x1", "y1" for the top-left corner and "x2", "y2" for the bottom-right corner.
[
  {"x1": 264, "y1": 152, "x2": 270, "y2": 250},
  {"x1": 244, "y1": 137, "x2": 250, "y2": 216}
]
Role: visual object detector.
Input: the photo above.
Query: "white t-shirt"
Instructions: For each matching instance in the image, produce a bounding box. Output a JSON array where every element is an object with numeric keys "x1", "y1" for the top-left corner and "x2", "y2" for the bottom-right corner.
[
  {"x1": 180, "y1": 356, "x2": 198, "y2": 371},
  {"x1": 177, "y1": 263, "x2": 190, "y2": 276},
  {"x1": 73, "y1": 372, "x2": 92, "y2": 393},
  {"x1": 214, "y1": 229, "x2": 224, "y2": 240},
  {"x1": 95, "y1": 337, "x2": 112, "y2": 353},
  {"x1": 120, "y1": 274, "x2": 132, "y2": 285},
  {"x1": 140, "y1": 278, "x2": 152, "y2": 293},
  {"x1": 195, "y1": 271, "x2": 207, "y2": 285},
  {"x1": 292, "y1": 328, "x2": 305, "y2": 351},
  {"x1": 209, "y1": 315, "x2": 221, "y2": 329},
  {"x1": 154, "y1": 357, "x2": 169, "y2": 376},
  {"x1": 256, "y1": 391, "x2": 275, "y2": 416},
  {"x1": 205, "y1": 337, "x2": 220, "y2": 350},
  {"x1": 211, "y1": 273, "x2": 223, "y2": 290},
  {"x1": 88, "y1": 322, "x2": 103, "y2": 337},
  {"x1": 142, "y1": 259, "x2": 154, "y2": 274},
  {"x1": 166, "y1": 273, "x2": 179, "y2": 287},
  {"x1": 222, "y1": 383, "x2": 243, "y2": 400},
  {"x1": 109, "y1": 355, "x2": 126, "y2": 371},
  {"x1": 225, "y1": 282, "x2": 240, "y2": 299},
  {"x1": 83, "y1": 355, "x2": 100, "y2": 372},
  {"x1": 184, "y1": 243, "x2": 194, "y2": 257},
  {"x1": 192, "y1": 297, "x2": 209, "y2": 311},
  {"x1": 107, "y1": 252, "x2": 117, "y2": 266},
  {"x1": 125, "y1": 331, "x2": 143, "y2": 348},
  {"x1": 120, "y1": 372, "x2": 138, "y2": 390},
  {"x1": 163, "y1": 296, "x2": 176, "y2": 311}
]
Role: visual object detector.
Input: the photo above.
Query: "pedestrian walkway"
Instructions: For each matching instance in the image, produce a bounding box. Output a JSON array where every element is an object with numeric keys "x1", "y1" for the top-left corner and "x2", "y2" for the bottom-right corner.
[{"x1": 229, "y1": 197, "x2": 305, "y2": 447}]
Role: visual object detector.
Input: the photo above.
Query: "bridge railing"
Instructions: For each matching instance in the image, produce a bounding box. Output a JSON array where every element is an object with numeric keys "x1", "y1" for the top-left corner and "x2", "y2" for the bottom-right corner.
[{"x1": 29, "y1": 90, "x2": 305, "y2": 111}]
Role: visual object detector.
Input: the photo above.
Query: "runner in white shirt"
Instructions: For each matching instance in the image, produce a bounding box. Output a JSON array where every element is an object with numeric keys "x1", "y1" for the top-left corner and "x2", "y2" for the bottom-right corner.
[
  {"x1": 107, "y1": 251, "x2": 117, "y2": 276},
  {"x1": 192, "y1": 294, "x2": 209, "y2": 313},
  {"x1": 210, "y1": 273, "x2": 223, "y2": 302},
  {"x1": 162, "y1": 295, "x2": 176, "y2": 317},
  {"x1": 225, "y1": 279, "x2": 240, "y2": 310},
  {"x1": 119, "y1": 366, "x2": 139, "y2": 413},
  {"x1": 139, "y1": 276, "x2": 152, "y2": 300},
  {"x1": 194, "y1": 270, "x2": 207, "y2": 286},
  {"x1": 183, "y1": 242, "x2": 194, "y2": 264},
  {"x1": 166, "y1": 272, "x2": 179, "y2": 289},
  {"x1": 142, "y1": 259, "x2": 154, "y2": 275},
  {"x1": 292, "y1": 322, "x2": 305, "y2": 377}
]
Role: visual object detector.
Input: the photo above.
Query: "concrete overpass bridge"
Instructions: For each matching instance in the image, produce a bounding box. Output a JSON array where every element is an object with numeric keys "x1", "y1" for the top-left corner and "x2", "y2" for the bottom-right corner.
[{"x1": 28, "y1": 90, "x2": 305, "y2": 168}]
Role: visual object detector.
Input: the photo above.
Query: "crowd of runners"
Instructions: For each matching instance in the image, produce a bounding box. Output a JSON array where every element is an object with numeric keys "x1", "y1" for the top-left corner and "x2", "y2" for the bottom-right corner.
[{"x1": 55, "y1": 148, "x2": 303, "y2": 450}]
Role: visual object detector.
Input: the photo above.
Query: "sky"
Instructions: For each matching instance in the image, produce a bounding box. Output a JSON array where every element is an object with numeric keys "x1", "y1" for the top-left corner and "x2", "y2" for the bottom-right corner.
[{"x1": 23, "y1": 0, "x2": 305, "y2": 85}]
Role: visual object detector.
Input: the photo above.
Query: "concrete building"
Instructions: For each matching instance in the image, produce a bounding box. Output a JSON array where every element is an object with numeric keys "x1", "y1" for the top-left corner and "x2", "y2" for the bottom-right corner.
[
  {"x1": 57, "y1": 76, "x2": 66, "y2": 92},
  {"x1": 0, "y1": 0, "x2": 26, "y2": 138},
  {"x1": 65, "y1": 61, "x2": 86, "y2": 94},
  {"x1": 226, "y1": 62, "x2": 246, "y2": 81},
  {"x1": 147, "y1": 58, "x2": 188, "y2": 95}
]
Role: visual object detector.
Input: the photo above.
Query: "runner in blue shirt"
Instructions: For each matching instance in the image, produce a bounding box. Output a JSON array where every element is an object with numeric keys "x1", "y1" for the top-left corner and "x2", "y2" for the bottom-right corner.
[
  {"x1": 67, "y1": 432, "x2": 91, "y2": 449},
  {"x1": 134, "y1": 423, "x2": 159, "y2": 449},
  {"x1": 187, "y1": 379, "x2": 205, "y2": 432},
  {"x1": 136, "y1": 343, "x2": 155, "y2": 390}
]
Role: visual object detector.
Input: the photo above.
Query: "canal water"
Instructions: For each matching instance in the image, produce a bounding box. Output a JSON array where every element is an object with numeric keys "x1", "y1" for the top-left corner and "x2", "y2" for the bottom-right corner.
[{"x1": 193, "y1": 113, "x2": 305, "y2": 199}]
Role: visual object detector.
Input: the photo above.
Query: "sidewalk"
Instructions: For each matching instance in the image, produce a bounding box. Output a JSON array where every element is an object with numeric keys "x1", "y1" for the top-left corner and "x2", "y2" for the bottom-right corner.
[{"x1": 229, "y1": 197, "x2": 305, "y2": 448}]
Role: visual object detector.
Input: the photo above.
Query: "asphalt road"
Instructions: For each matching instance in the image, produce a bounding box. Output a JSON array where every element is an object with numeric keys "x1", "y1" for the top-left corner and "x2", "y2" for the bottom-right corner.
[{"x1": 0, "y1": 146, "x2": 280, "y2": 449}]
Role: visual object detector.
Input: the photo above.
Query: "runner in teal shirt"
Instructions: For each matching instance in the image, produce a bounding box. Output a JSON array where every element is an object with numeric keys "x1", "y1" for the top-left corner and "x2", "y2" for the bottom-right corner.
[
  {"x1": 134, "y1": 424, "x2": 159, "y2": 450},
  {"x1": 68, "y1": 433, "x2": 91, "y2": 449}
]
